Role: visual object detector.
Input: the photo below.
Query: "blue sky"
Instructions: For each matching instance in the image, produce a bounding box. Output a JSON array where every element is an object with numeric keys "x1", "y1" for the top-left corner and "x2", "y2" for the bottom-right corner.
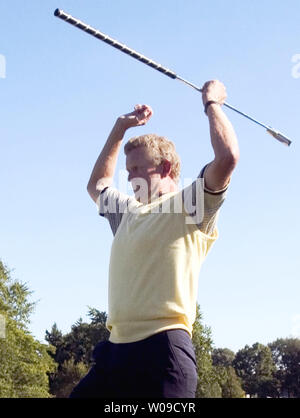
[{"x1": 0, "y1": 0, "x2": 299, "y2": 353}]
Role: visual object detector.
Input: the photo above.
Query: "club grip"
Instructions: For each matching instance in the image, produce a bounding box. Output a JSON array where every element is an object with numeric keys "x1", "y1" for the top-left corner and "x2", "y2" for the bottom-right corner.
[{"x1": 54, "y1": 9, "x2": 177, "y2": 80}]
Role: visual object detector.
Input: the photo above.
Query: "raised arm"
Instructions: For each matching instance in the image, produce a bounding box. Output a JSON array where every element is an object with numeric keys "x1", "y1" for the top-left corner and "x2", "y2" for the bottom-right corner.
[
  {"x1": 201, "y1": 80, "x2": 240, "y2": 192},
  {"x1": 87, "y1": 104, "x2": 153, "y2": 202}
]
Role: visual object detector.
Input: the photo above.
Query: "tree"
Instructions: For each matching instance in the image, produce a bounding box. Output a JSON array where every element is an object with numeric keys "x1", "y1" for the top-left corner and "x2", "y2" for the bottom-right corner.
[
  {"x1": 211, "y1": 349, "x2": 245, "y2": 398},
  {"x1": 0, "y1": 260, "x2": 56, "y2": 397},
  {"x1": 269, "y1": 338, "x2": 300, "y2": 398},
  {"x1": 46, "y1": 307, "x2": 110, "y2": 397},
  {"x1": 0, "y1": 261, "x2": 35, "y2": 328},
  {"x1": 48, "y1": 359, "x2": 88, "y2": 398},
  {"x1": 48, "y1": 304, "x2": 223, "y2": 398},
  {"x1": 192, "y1": 304, "x2": 222, "y2": 397},
  {"x1": 233, "y1": 342, "x2": 276, "y2": 397},
  {"x1": 214, "y1": 365, "x2": 245, "y2": 398},
  {"x1": 46, "y1": 308, "x2": 109, "y2": 367},
  {"x1": 212, "y1": 348, "x2": 235, "y2": 367}
]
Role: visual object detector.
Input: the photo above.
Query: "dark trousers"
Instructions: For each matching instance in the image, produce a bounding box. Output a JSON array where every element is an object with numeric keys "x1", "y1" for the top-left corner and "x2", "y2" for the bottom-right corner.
[{"x1": 69, "y1": 329, "x2": 198, "y2": 398}]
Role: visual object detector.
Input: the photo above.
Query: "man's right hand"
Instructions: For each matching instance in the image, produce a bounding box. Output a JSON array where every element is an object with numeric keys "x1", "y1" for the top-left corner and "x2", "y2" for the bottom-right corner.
[
  {"x1": 117, "y1": 104, "x2": 153, "y2": 130},
  {"x1": 87, "y1": 104, "x2": 153, "y2": 203}
]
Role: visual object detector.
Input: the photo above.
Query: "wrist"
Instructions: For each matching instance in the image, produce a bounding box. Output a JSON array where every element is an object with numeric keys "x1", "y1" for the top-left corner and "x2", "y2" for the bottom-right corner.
[
  {"x1": 114, "y1": 118, "x2": 128, "y2": 134},
  {"x1": 204, "y1": 100, "x2": 221, "y2": 115}
]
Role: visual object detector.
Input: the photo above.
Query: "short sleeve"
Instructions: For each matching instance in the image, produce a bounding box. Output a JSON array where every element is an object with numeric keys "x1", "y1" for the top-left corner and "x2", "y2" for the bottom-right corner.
[
  {"x1": 182, "y1": 165, "x2": 229, "y2": 235},
  {"x1": 96, "y1": 187, "x2": 138, "y2": 236}
]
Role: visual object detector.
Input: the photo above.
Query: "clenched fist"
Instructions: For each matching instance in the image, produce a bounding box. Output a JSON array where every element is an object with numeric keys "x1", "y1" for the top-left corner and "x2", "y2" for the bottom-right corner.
[
  {"x1": 117, "y1": 104, "x2": 153, "y2": 130},
  {"x1": 202, "y1": 80, "x2": 227, "y2": 107}
]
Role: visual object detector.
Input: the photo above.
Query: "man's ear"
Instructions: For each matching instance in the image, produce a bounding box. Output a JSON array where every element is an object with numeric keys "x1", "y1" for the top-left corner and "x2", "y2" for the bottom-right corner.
[{"x1": 161, "y1": 160, "x2": 172, "y2": 178}]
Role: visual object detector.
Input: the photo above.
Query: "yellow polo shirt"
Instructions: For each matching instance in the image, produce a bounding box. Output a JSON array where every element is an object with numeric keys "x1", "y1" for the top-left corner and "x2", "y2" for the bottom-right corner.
[{"x1": 97, "y1": 172, "x2": 227, "y2": 343}]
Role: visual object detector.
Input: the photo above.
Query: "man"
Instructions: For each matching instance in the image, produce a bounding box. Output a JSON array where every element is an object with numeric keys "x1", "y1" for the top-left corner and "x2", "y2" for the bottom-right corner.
[{"x1": 70, "y1": 80, "x2": 239, "y2": 398}]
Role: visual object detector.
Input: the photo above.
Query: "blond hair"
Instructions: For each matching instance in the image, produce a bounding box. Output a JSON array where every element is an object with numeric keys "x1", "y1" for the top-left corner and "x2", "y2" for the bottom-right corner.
[{"x1": 124, "y1": 134, "x2": 181, "y2": 184}]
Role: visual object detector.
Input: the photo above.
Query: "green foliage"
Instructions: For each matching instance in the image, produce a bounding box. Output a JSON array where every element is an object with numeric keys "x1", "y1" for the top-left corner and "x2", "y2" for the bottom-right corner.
[
  {"x1": 0, "y1": 261, "x2": 35, "y2": 329},
  {"x1": 214, "y1": 365, "x2": 245, "y2": 398},
  {"x1": 211, "y1": 348, "x2": 244, "y2": 397},
  {"x1": 46, "y1": 308, "x2": 109, "y2": 366},
  {"x1": 212, "y1": 348, "x2": 235, "y2": 367},
  {"x1": 46, "y1": 307, "x2": 110, "y2": 396},
  {"x1": 44, "y1": 301, "x2": 300, "y2": 398},
  {"x1": 192, "y1": 304, "x2": 222, "y2": 397},
  {"x1": 233, "y1": 342, "x2": 276, "y2": 397},
  {"x1": 268, "y1": 338, "x2": 300, "y2": 398},
  {"x1": 3, "y1": 259, "x2": 298, "y2": 399},
  {"x1": 0, "y1": 260, "x2": 56, "y2": 398},
  {"x1": 49, "y1": 359, "x2": 88, "y2": 398}
]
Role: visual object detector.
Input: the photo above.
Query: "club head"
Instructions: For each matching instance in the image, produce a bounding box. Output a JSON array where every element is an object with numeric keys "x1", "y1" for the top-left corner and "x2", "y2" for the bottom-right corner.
[{"x1": 267, "y1": 129, "x2": 292, "y2": 146}]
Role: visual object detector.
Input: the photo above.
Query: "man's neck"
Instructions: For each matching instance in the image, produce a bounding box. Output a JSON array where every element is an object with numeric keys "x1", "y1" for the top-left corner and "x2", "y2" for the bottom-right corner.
[{"x1": 147, "y1": 180, "x2": 178, "y2": 203}]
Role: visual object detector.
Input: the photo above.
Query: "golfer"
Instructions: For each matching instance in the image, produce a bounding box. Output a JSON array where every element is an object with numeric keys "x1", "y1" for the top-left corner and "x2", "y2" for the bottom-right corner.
[{"x1": 70, "y1": 80, "x2": 239, "y2": 398}]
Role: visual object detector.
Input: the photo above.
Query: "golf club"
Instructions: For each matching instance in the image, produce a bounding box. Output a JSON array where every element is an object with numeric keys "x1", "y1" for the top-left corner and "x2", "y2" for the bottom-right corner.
[{"x1": 54, "y1": 8, "x2": 292, "y2": 147}]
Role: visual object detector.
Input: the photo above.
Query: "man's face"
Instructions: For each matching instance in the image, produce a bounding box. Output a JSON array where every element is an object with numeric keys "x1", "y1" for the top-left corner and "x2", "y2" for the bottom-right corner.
[{"x1": 126, "y1": 146, "x2": 162, "y2": 203}]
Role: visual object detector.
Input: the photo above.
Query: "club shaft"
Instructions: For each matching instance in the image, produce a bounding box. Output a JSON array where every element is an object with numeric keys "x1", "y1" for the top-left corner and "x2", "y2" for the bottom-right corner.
[
  {"x1": 53, "y1": 8, "x2": 266, "y2": 126},
  {"x1": 54, "y1": 8, "x2": 292, "y2": 146},
  {"x1": 175, "y1": 76, "x2": 270, "y2": 130}
]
